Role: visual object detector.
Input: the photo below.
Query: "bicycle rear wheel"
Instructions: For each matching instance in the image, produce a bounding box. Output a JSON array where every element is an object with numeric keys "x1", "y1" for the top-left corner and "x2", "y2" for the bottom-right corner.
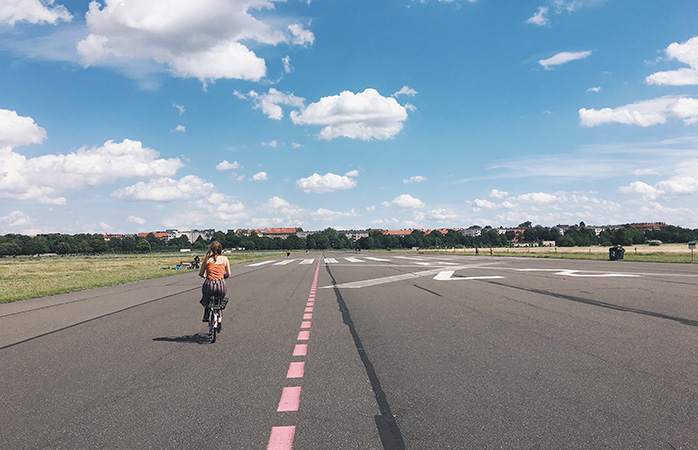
[{"x1": 209, "y1": 313, "x2": 217, "y2": 343}]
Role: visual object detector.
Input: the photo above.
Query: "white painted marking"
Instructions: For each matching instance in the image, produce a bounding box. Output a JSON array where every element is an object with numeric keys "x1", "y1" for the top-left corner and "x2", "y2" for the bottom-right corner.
[
  {"x1": 299, "y1": 259, "x2": 314, "y2": 265},
  {"x1": 325, "y1": 258, "x2": 338, "y2": 264},
  {"x1": 434, "y1": 271, "x2": 505, "y2": 281},
  {"x1": 516, "y1": 268, "x2": 640, "y2": 278},
  {"x1": 248, "y1": 260, "x2": 275, "y2": 267},
  {"x1": 274, "y1": 260, "x2": 295, "y2": 265},
  {"x1": 321, "y1": 265, "x2": 482, "y2": 289},
  {"x1": 365, "y1": 257, "x2": 391, "y2": 262},
  {"x1": 345, "y1": 257, "x2": 364, "y2": 263}
]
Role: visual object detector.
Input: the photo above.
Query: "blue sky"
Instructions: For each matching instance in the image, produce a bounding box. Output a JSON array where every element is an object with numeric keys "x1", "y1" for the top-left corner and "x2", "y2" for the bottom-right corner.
[{"x1": 1, "y1": 0, "x2": 698, "y2": 235}]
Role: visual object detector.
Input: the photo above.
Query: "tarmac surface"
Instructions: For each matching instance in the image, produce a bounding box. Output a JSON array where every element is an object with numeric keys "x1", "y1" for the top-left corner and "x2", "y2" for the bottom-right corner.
[{"x1": 2, "y1": 252, "x2": 697, "y2": 449}]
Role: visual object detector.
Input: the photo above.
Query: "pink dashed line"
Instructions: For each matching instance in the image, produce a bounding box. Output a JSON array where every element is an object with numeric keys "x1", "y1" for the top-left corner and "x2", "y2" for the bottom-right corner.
[
  {"x1": 268, "y1": 258, "x2": 321, "y2": 448},
  {"x1": 277, "y1": 386, "x2": 302, "y2": 412},
  {"x1": 267, "y1": 426, "x2": 295, "y2": 450},
  {"x1": 287, "y1": 361, "x2": 305, "y2": 378},
  {"x1": 293, "y1": 344, "x2": 308, "y2": 356}
]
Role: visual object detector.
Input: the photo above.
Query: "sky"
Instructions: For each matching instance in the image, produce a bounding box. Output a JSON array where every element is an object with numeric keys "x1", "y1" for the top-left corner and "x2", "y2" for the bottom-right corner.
[{"x1": 1, "y1": 0, "x2": 698, "y2": 235}]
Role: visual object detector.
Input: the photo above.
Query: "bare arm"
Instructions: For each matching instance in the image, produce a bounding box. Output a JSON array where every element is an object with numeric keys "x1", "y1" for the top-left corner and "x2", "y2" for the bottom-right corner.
[
  {"x1": 224, "y1": 257, "x2": 231, "y2": 278},
  {"x1": 198, "y1": 259, "x2": 207, "y2": 278}
]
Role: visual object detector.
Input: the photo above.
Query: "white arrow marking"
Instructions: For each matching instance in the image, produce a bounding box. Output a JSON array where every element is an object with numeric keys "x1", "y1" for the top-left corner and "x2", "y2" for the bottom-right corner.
[
  {"x1": 516, "y1": 268, "x2": 639, "y2": 278},
  {"x1": 434, "y1": 271, "x2": 505, "y2": 281}
]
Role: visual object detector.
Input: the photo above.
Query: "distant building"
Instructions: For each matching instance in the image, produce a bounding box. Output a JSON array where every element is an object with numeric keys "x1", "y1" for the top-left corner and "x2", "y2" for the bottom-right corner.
[
  {"x1": 629, "y1": 222, "x2": 668, "y2": 232},
  {"x1": 461, "y1": 228, "x2": 482, "y2": 237},
  {"x1": 263, "y1": 228, "x2": 298, "y2": 239},
  {"x1": 340, "y1": 230, "x2": 369, "y2": 242},
  {"x1": 381, "y1": 230, "x2": 414, "y2": 237},
  {"x1": 137, "y1": 232, "x2": 168, "y2": 241}
]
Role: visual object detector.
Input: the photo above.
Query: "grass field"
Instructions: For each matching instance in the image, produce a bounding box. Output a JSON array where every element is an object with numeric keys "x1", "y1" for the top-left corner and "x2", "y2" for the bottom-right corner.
[{"x1": 0, "y1": 252, "x2": 276, "y2": 304}]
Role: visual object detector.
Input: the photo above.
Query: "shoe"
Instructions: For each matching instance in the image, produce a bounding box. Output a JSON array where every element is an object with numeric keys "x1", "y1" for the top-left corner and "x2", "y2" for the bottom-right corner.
[
  {"x1": 202, "y1": 313, "x2": 210, "y2": 322},
  {"x1": 217, "y1": 323, "x2": 222, "y2": 332}
]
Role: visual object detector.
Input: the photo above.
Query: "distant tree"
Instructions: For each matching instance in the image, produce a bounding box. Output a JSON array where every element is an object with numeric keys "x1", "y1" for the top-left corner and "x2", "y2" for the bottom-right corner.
[
  {"x1": 193, "y1": 236, "x2": 207, "y2": 250},
  {"x1": 56, "y1": 241, "x2": 72, "y2": 255},
  {"x1": 121, "y1": 236, "x2": 137, "y2": 252},
  {"x1": 91, "y1": 235, "x2": 109, "y2": 253},
  {"x1": 0, "y1": 242, "x2": 22, "y2": 256},
  {"x1": 25, "y1": 236, "x2": 49, "y2": 255},
  {"x1": 519, "y1": 221, "x2": 532, "y2": 228},
  {"x1": 211, "y1": 231, "x2": 226, "y2": 246},
  {"x1": 136, "y1": 238, "x2": 151, "y2": 253}
]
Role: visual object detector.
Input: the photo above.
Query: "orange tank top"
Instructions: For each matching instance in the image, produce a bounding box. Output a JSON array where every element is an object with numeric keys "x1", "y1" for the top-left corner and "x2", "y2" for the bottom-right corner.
[{"x1": 206, "y1": 258, "x2": 226, "y2": 280}]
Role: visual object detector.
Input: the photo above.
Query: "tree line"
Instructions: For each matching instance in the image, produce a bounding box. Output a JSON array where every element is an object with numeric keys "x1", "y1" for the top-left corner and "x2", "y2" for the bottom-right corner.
[{"x1": 1, "y1": 224, "x2": 696, "y2": 256}]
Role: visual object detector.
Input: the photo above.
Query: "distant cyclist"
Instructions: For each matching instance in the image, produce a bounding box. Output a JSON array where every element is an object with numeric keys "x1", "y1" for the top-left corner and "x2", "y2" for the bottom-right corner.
[{"x1": 198, "y1": 241, "x2": 231, "y2": 322}]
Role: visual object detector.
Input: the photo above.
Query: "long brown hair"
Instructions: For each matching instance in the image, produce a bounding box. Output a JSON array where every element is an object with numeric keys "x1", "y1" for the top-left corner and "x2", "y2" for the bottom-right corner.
[{"x1": 204, "y1": 241, "x2": 223, "y2": 263}]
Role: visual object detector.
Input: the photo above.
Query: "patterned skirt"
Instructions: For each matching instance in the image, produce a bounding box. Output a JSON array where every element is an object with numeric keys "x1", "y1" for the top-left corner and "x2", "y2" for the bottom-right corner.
[{"x1": 200, "y1": 278, "x2": 227, "y2": 307}]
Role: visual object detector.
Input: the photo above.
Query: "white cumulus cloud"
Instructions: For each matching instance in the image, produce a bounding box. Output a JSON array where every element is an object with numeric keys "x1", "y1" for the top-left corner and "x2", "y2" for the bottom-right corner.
[
  {"x1": 393, "y1": 86, "x2": 418, "y2": 97},
  {"x1": 646, "y1": 36, "x2": 698, "y2": 86},
  {"x1": 392, "y1": 194, "x2": 425, "y2": 208},
  {"x1": 0, "y1": 109, "x2": 47, "y2": 148},
  {"x1": 251, "y1": 171, "x2": 268, "y2": 181},
  {"x1": 111, "y1": 175, "x2": 215, "y2": 201},
  {"x1": 621, "y1": 176, "x2": 698, "y2": 200},
  {"x1": 216, "y1": 160, "x2": 242, "y2": 171},
  {"x1": 0, "y1": 0, "x2": 72, "y2": 26},
  {"x1": 296, "y1": 171, "x2": 358, "y2": 193},
  {"x1": 579, "y1": 96, "x2": 698, "y2": 127},
  {"x1": 290, "y1": 88, "x2": 410, "y2": 140},
  {"x1": 163, "y1": 191, "x2": 247, "y2": 228},
  {"x1": 76, "y1": 0, "x2": 312, "y2": 83},
  {"x1": 244, "y1": 88, "x2": 305, "y2": 120},
  {"x1": 1, "y1": 136, "x2": 183, "y2": 204},
  {"x1": 127, "y1": 215, "x2": 146, "y2": 225},
  {"x1": 539, "y1": 50, "x2": 592, "y2": 69},
  {"x1": 404, "y1": 175, "x2": 427, "y2": 183},
  {"x1": 527, "y1": 6, "x2": 550, "y2": 26},
  {"x1": 489, "y1": 189, "x2": 509, "y2": 199},
  {"x1": 288, "y1": 23, "x2": 315, "y2": 46}
]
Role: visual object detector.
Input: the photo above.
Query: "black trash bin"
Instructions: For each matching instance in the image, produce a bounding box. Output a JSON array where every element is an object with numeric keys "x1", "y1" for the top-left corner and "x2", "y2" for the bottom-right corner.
[{"x1": 609, "y1": 246, "x2": 625, "y2": 261}]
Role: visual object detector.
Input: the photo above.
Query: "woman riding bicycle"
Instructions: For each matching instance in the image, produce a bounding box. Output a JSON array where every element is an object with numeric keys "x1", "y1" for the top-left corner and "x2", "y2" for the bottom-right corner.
[{"x1": 198, "y1": 241, "x2": 231, "y2": 322}]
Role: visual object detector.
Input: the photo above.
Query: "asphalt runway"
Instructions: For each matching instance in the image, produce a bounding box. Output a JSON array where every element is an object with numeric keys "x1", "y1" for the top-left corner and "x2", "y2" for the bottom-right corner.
[{"x1": 1, "y1": 252, "x2": 697, "y2": 449}]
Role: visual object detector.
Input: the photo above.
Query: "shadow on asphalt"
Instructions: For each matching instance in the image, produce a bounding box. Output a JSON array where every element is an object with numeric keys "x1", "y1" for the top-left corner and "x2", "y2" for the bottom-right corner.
[{"x1": 153, "y1": 334, "x2": 210, "y2": 344}]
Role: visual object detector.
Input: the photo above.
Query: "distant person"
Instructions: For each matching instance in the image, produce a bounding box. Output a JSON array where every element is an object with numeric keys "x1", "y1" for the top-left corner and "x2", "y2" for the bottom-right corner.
[
  {"x1": 198, "y1": 241, "x2": 231, "y2": 322},
  {"x1": 489, "y1": 248, "x2": 493, "y2": 256},
  {"x1": 193, "y1": 255, "x2": 200, "y2": 269},
  {"x1": 475, "y1": 247, "x2": 479, "y2": 256}
]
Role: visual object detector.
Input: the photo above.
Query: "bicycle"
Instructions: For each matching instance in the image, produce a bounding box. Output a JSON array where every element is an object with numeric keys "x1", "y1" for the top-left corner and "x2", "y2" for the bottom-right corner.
[{"x1": 206, "y1": 296, "x2": 228, "y2": 343}]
